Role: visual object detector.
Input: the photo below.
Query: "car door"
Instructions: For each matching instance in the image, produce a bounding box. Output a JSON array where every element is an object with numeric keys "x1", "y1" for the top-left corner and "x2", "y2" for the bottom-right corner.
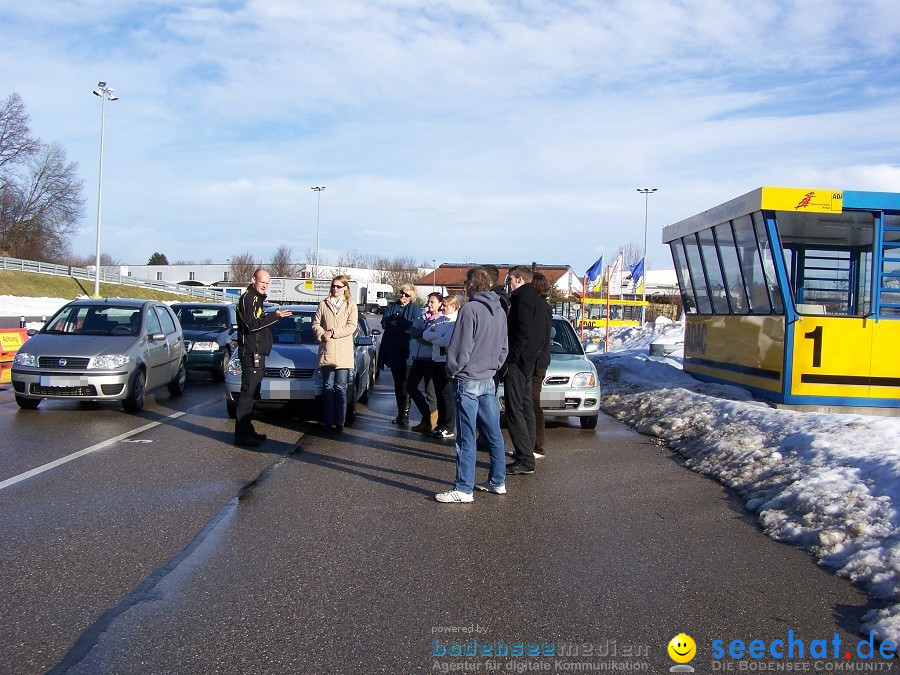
[
  {"x1": 154, "y1": 305, "x2": 183, "y2": 382},
  {"x1": 143, "y1": 306, "x2": 170, "y2": 389}
]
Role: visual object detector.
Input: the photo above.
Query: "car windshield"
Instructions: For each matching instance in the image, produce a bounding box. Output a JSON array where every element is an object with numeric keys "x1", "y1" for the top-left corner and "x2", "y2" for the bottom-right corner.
[
  {"x1": 272, "y1": 312, "x2": 318, "y2": 345},
  {"x1": 549, "y1": 318, "x2": 584, "y2": 355},
  {"x1": 174, "y1": 306, "x2": 229, "y2": 330},
  {"x1": 43, "y1": 305, "x2": 142, "y2": 337}
]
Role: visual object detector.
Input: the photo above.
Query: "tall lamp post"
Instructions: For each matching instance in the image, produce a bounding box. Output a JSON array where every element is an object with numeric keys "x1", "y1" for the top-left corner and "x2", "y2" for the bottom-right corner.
[
  {"x1": 92, "y1": 81, "x2": 118, "y2": 297},
  {"x1": 432, "y1": 259, "x2": 437, "y2": 292},
  {"x1": 311, "y1": 186, "x2": 326, "y2": 279},
  {"x1": 636, "y1": 188, "x2": 657, "y2": 324}
]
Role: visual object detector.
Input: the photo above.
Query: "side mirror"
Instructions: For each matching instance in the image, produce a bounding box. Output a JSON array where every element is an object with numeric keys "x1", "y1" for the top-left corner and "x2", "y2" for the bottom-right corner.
[
  {"x1": 150, "y1": 332, "x2": 166, "y2": 342},
  {"x1": 356, "y1": 336, "x2": 374, "y2": 347},
  {"x1": 370, "y1": 328, "x2": 382, "y2": 337}
]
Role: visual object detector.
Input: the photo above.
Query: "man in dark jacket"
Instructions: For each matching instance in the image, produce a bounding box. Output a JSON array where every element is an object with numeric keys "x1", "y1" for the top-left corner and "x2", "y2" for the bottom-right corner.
[
  {"x1": 435, "y1": 266, "x2": 508, "y2": 504},
  {"x1": 504, "y1": 265, "x2": 551, "y2": 475},
  {"x1": 234, "y1": 268, "x2": 291, "y2": 447}
]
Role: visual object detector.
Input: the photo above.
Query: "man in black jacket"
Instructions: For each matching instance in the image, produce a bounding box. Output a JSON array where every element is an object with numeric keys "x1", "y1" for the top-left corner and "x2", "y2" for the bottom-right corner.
[
  {"x1": 504, "y1": 265, "x2": 551, "y2": 475},
  {"x1": 235, "y1": 268, "x2": 291, "y2": 447}
]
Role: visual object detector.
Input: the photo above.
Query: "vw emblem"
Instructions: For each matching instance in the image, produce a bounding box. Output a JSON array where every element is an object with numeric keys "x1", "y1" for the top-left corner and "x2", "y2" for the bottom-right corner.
[
  {"x1": 279, "y1": 367, "x2": 291, "y2": 379},
  {"x1": 58, "y1": 358, "x2": 67, "y2": 366}
]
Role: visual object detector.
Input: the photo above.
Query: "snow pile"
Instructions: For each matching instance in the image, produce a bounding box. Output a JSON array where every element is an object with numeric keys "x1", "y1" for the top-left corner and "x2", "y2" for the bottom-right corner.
[
  {"x1": 595, "y1": 322, "x2": 900, "y2": 641},
  {"x1": 0, "y1": 295, "x2": 72, "y2": 319}
]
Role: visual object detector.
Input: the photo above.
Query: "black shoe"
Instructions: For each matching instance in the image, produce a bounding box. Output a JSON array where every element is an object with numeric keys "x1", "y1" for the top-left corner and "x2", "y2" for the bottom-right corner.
[
  {"x1": 334, "y1": 425, "x2": 344, "y2": 433},
  {"x1": 252, "y1": 432, "x2": 267, "y2": 441},
  {"x1": 506, "y1": 462, "x2": 534, "y2": 475},
  {"x1": 391, "y1": 415, "x2": 409, "y2": 425},
  {"x1": 235, "y1": 435, "x2": 261, "y2": 448}
]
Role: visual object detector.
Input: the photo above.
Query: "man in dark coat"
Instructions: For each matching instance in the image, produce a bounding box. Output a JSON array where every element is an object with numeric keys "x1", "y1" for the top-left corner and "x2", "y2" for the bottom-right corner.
[
  {"x1": 504, "y1": 265, "x2": 551, "y2": 475},
  {"x1": 235, "y1": 268, "x2": 291, "y2": 447}
]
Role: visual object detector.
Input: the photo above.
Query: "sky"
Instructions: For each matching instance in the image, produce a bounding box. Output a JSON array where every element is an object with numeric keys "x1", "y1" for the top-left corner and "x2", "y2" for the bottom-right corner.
[
  {"x1": 7, "y1": 291, "x2": 900, "y2": 642},
  {"x1": 2, "y1": 0, "x2": 900, "y2": 275}
]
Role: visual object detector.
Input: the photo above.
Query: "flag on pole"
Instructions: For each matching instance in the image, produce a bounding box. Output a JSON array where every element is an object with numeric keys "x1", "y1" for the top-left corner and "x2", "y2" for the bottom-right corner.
[
  {"x1": 629, "y1": 258, "x2": 645, "y2": 295},
  {"x1": 585, "y1": 256, "x2": 604, "y2": 283},
  {"x1": 608, "y1": 253, "x2": 624, "y2": 295}
]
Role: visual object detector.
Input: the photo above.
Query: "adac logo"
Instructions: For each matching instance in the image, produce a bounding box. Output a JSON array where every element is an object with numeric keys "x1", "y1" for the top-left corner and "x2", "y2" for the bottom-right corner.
[
  {"x1": 795, "y1": 191, "x2": 815, "y2": 210},
  {"x1": 668, "y1": 633, "x2": 696, "y2": 673}
]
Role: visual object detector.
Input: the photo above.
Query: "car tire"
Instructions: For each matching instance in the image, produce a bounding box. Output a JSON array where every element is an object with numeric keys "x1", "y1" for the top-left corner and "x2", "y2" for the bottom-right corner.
[
  {"x1": 580, "y1": 415, "x2": 598, "y2": 430},
  {"x1": 360, "y1": 369, "x2": 371, "y2": 404},
  {"x1": 226, "y1": 394, "x2": 237, "y2": 419},
  {"x1": 15, "y1": 394, "x2": 40, "y2": 409},
  {"x1": 122, "y1": 369, "x2": 146, "y2": 413},
  {"x1": 167, "y1": 360, "x2": 187, "y2": 397},
  {"x1": 215, "y1": 347, "x2": 230, "y2": 382},
  {"x1": 345, "y1": 380, "x2": 357, "y2": 425}
]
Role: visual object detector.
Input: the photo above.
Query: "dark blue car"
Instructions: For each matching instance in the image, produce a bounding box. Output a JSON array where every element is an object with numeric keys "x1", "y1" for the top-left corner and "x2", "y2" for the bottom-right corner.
[{"x1": 171, "y1": 303, "x2": 237, "y2": 381}]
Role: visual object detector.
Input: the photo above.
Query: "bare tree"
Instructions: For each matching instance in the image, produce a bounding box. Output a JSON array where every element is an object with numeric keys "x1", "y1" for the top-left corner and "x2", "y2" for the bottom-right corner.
[
  {"x1": 376, "y1": 255, "x2": 421, "y2": 292},
  {"x1": 230, "y1": 252, "x2": 258, "y2": 285},
  {"x1": 269, "y1": 245, "x2": 298, "y2": 277},
  {"x1": 0, "y1": 141, "x2": 85, "y2": 261},
  {"x1": 0, "y1": 94, "x2": 85, "y2": 261},
  {"x1": 620, "y1": 242, "x2": 643, "y2": 265}
]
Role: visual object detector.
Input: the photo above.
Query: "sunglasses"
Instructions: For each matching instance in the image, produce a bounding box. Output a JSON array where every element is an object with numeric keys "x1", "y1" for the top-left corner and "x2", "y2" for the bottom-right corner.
[
  {"x1": 399, "y1": 292, "x2": 411, "y2": 298},
  {"x1": 331, "y1": 284, "x2": 345, "y2": 289}
]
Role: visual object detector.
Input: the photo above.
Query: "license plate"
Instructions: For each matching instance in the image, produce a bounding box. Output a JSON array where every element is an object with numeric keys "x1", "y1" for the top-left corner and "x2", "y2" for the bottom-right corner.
[
  {"x1": 541, "y1": 392, "x2": 565, "y2": 409},
  {"x1": 261, "y1": 380, "x2": 316, "y2": 400},
  {"x1": 40, "y1": 375, "x2": 89, "y2": 387}
]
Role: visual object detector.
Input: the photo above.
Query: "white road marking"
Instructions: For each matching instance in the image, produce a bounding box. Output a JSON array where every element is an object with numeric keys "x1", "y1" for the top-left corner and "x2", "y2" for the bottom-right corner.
[{"x1": 0, "y1": 397, "x2": 220, "y2": 492}]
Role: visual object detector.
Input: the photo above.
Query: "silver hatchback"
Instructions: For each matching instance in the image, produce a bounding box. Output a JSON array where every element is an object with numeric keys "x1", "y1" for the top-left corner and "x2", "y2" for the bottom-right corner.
[{"x1": 11, "y1": 299, "x2": 187, "y2": 413}]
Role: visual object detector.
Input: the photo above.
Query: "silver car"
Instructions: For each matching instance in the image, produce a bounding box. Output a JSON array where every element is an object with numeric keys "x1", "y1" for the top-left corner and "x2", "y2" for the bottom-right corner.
[
  {"x1": 224, "y1": 305, "x2": 374, "y2": 423},
  {"x1": 499, "y1": 316, "x2": 601, "y2": 429},
  {"x1": 11, "y1": 299, "x2": 187, "y2": 413}
]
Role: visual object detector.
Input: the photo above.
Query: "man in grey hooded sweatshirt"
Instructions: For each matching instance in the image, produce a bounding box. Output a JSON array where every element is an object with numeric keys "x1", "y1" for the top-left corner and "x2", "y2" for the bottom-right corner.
[{"x1": 435, "y1": 266, "x2": 509, "y2": 503}]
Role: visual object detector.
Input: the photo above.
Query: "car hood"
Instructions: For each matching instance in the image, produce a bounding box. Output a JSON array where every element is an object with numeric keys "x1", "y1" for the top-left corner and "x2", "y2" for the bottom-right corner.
[
  {"x1": 549, "y1": 353, "x2": 597, "y2": 374},
  {"x1": 265, "y1": 343, "x2": 319, "y2": 368},
  {"x1": 183, "y1": 328, "x2": 228, "y2": 342},
  {"x1": 24, "y1": 333, "x2": 140, "y2": 357}
]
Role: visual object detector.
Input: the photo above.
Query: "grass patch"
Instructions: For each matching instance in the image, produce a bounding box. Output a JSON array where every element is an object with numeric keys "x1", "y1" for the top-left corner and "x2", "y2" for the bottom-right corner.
[{"x1": 0, "y1": 270, "x2": 214, "y2": 302}]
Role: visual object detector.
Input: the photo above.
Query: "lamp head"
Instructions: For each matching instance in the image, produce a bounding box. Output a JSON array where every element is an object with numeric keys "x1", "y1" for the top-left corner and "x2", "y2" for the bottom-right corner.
[
  {"x1": 97, "y1": 81, "x2": 106, "y2": 88},
  {"x1": 92, "y1": 90, "x2": 101, "y2": 97}
]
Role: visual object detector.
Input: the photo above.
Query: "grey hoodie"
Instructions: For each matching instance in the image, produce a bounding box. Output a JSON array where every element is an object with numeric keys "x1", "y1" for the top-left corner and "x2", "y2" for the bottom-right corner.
[{"x1": 446, "y1": 291, "x2": 509, "y2": 381}]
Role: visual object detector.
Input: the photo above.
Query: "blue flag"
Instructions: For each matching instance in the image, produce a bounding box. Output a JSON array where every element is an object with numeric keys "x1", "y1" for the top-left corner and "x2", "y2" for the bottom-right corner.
[
  {"x1": 585, "y1": 256, "x2": 604, "y2": 282},
  {"x1": 629, "y1": 258, "x2": 645, "y2": 293}
]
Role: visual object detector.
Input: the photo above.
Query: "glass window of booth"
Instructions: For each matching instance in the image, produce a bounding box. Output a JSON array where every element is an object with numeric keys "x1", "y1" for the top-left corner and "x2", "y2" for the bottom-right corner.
[
  {"x1": 714, "y1": 222, "x2": 750, "y2": 314},
  {"x1": 698, "y1": 228, "x2": 731, "y2": 314},
  {"x1": 670, "y1": 238, "x2": 697, "y2": 313},
  {"x1": 682, "y1": 233, "x2": 714, "y2": 314}
]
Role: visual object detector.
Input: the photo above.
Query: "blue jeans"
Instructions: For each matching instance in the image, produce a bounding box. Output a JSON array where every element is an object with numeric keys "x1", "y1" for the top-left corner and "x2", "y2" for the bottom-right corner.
[
  {"x1": 322, "y1": 367, "x2": 350, "y2": 426},
  {"x1": 454, "y1": 378, "x2": 506, "y2": 493}
]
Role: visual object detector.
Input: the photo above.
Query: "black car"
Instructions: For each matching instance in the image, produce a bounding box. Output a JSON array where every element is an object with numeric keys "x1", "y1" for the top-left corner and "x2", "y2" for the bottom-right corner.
[{"x1": 171, "y1": 303, "x2": 237, "y2": 381}]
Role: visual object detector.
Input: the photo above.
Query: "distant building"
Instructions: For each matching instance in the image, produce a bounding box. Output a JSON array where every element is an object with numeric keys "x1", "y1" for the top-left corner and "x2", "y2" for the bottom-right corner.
[
  {"x1": 412, "y1": 263, "x2": 585, "y2": 298},
  {"x1": 122, "y1": 264, "x2": 400, "y2": 288}
]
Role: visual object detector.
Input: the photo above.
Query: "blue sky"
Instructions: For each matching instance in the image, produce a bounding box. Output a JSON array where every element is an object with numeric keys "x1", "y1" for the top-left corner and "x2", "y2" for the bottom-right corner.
[{"x1": 2, "y1": 0, "x2": 899, "y2": 275}]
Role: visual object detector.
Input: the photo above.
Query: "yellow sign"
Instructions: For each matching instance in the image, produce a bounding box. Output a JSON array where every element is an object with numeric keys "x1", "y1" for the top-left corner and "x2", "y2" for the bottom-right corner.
[
  {"x1": 760, "y1": 187, "x2": 843, "y2": 214},
  {"x1": 0, "y1": 331, "x2": 25, "y2": 353}
]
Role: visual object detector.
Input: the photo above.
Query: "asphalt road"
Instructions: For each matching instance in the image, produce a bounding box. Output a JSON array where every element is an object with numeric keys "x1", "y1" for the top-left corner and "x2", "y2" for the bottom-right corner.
[{"x1": 0, "y1": 335, "x2": 882, "y2": 673}]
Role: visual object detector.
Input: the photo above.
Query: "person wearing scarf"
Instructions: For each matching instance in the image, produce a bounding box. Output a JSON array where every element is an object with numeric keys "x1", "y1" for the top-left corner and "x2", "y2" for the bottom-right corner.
[{"x1": 312, "y1": 275, "x2": 359, "y2": 431}]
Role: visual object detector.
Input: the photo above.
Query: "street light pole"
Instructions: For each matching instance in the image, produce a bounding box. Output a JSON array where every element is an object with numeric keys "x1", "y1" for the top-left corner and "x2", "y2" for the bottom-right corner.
[
  {"x1": 92, "y1": 81, "x2": 118, "y2": 297},
  {"x1": 636, "y1": 188, "x2": 657, "y2": 325},
  {"x1": 311, "y1": 186, "x2": 326, "y2": 279},
  {"x1": 432, "y1": 259, "x2": 437, "y2": 293}
]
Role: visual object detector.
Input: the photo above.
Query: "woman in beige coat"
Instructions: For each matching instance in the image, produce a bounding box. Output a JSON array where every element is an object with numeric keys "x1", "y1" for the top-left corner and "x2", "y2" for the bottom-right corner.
[{"x1": 312, "y1": 275, "x2": 359, "y2": 431}]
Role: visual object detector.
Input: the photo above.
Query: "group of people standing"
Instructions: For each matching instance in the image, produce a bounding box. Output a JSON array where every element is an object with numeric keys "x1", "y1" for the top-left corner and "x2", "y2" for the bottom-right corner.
[
  {"x1": 233, "y1": 265, "x2": 554, "y2": 507},
  {"x1": 380, "y1": 264, "x2": 552, "y2": 504}
]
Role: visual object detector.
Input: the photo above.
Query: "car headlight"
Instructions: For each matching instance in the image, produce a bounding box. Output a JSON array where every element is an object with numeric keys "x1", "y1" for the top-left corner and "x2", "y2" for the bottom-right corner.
[
  {"x1": 190, "y1": 341, "x2": 219, "y2": 352},
  {"x1": 572, "y1": 371, "x2": 596, "y2": 388},
  {"x1": 13, "y1": 352, "x2": 36, "y2": 367},
  {"x1": 89, "y1": 354, "x2": 130, "y2": 369},
  {"x1": 226, "y1": 356, "x2": 242, "y2": 376}
]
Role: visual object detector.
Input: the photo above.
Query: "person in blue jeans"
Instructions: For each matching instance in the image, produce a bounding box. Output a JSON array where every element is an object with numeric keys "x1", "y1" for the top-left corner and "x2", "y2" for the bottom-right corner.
[{"x1": 435, "y1": 266, "x2": 509, "y2": 504}]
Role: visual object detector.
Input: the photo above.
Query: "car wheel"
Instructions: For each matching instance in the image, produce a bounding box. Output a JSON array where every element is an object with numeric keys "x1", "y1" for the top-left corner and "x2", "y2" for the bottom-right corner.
[
  {"x1": 345, "y1": 380, "x2": 357, "y2": 425},
  {"x1": 122, "y1": 369, "x2": 146, "y2": 413},
  {"x1": 215, "y1": 347, "x2": 231, "y2": 382},
  {"x1": 15, "y1": 394, "x2": 40, "y2": 409},
  {"x1": 360, "y1": 370, "x2": 371, "y2": 404},
  {"x1": 226, "y1": 394, "x2": 237, "y2": 419},
  {"x1": 168, "y1": 360, "x2": 187, "y2": 397},
  {"x1": 580, "y1": 415, "x2": 598, "y2": 430}
]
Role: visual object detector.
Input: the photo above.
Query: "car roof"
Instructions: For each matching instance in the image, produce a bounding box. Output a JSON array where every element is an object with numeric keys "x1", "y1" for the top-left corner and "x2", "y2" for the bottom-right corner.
[
  {"x1": 171, "y1": 302, "x2": 233, "y2": 308},
  {"x1": 279, "y1": 304, "x2": 319, "y2": 311},
  {"x1": 65, "y1": 298, "x2": 153, "y2": 308}
]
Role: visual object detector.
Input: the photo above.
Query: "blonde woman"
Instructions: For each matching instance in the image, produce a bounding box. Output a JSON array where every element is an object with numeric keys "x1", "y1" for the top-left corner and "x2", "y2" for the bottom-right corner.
[{"x1": 312, "y1": 275, "x2": 359, "y2": 431}]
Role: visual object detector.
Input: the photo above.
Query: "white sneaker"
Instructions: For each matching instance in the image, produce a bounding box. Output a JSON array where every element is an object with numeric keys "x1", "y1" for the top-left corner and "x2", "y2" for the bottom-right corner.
[
  {"x1": 533, "y1": 451, "x2": 545, "y2": 459},
  {"x1": 435, "y1": 490, "x2": 474, "y2": 503},
  {"x1": 474, "y1": 482, "x2": 507, "y2": 495}
]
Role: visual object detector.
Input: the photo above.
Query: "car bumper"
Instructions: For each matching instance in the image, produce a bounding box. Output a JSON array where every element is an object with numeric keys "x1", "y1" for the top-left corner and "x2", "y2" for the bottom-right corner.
[
  {"x1": 498, "y1": 384, "x2": 601, "y2": 418},
  {"x1": 12, "y1": 368, "x2": 132, "y2": 401},
  {"x1": 186, "y1": 349, "x2": 226, "y2": 372},
  {"x1": 225, "y1": 376, "x2": 323, "y2": 401}
]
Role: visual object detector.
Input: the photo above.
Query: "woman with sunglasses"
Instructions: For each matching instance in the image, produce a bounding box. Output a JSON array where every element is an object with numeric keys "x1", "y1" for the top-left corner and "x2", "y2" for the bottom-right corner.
[
  {"x1": 312, "y1": 275, "x2": 359, "y2": 431},
  {"x1": 380, "y1": 283, "x2": 422, "y2": 425}
]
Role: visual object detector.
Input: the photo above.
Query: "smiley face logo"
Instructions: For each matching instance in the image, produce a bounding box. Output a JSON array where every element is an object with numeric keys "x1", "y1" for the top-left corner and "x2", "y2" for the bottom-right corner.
[{"x1": 667, "y1": 633, "x2": 696, "y2": 664}]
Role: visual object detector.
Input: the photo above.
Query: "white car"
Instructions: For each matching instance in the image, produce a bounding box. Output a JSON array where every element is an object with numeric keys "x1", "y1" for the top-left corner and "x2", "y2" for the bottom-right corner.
[{"x1": 499, "y1": 316, "x2": 601, "y2": 429}]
